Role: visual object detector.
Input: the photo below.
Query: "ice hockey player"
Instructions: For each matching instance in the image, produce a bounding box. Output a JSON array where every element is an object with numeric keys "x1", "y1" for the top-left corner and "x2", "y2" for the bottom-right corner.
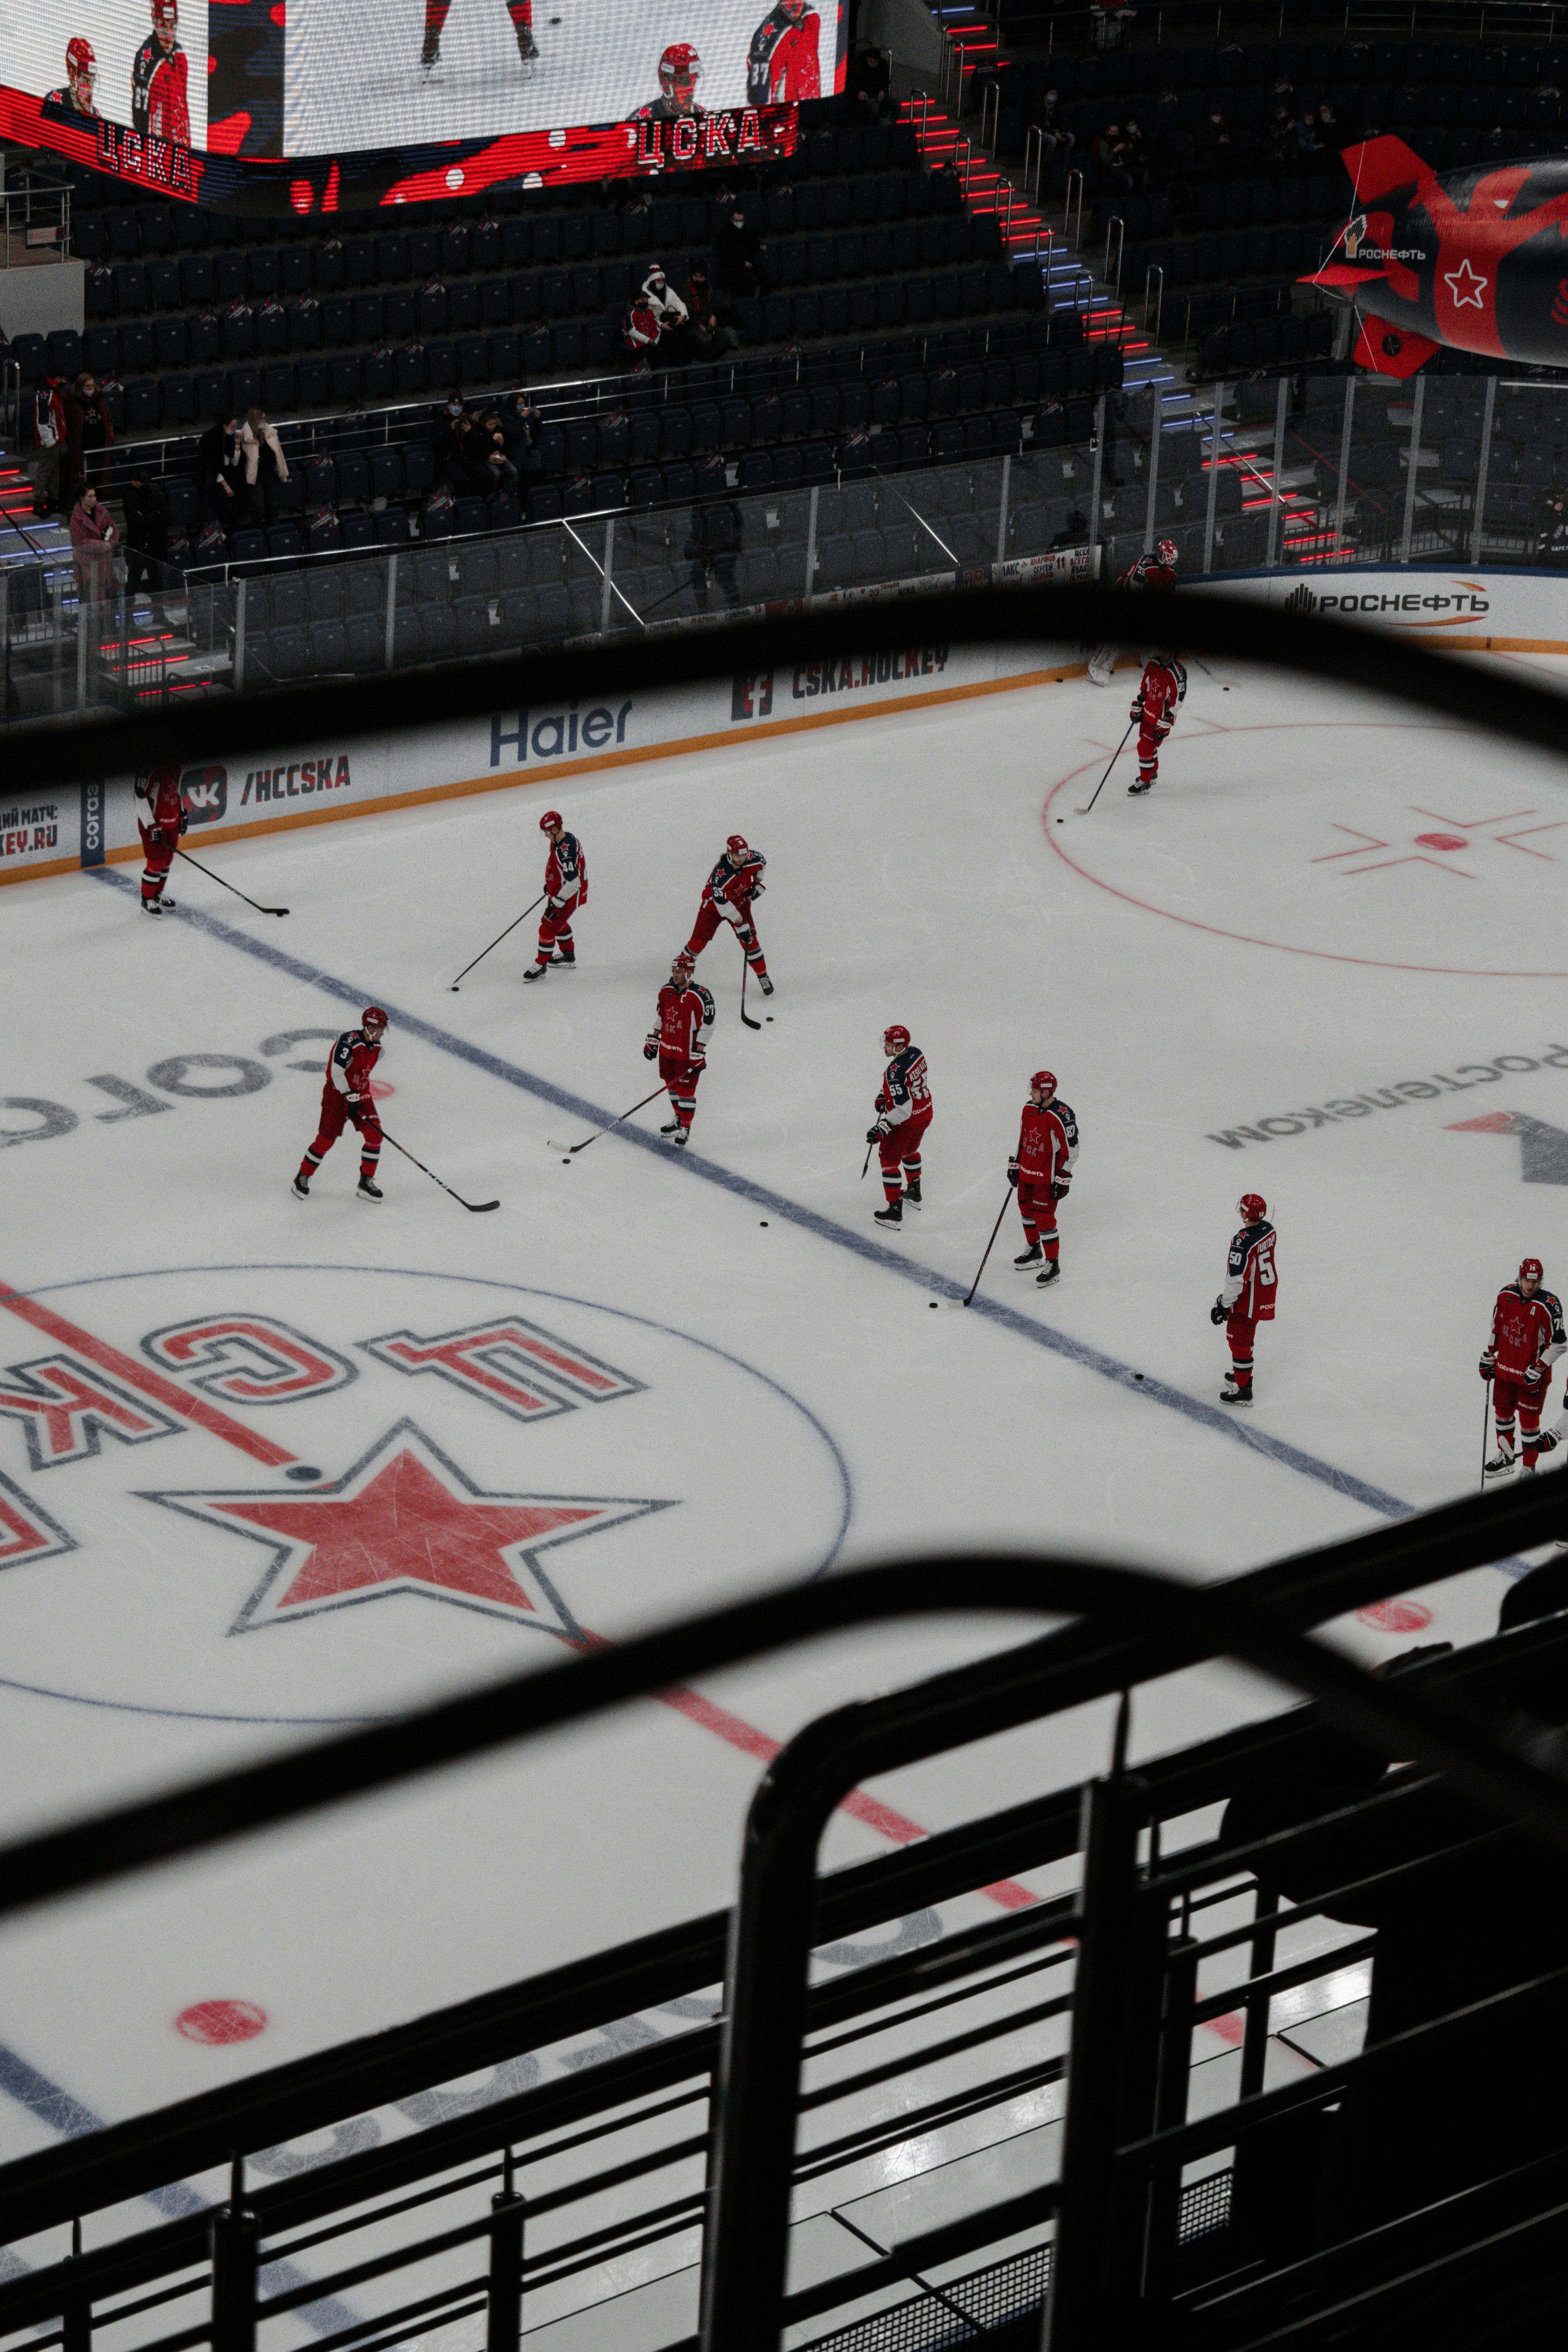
[
  {"x1": 1481, "y1": 1257, "x2": 1566, "y2": 1475},
  {"x1": 869, "y1": 1025, "x2": 932, "y2": 1229},
  {"x1": 1086, "y1": 538, "x2": 1178, "y2": 687},
  {"x1": 629, "y1": 44, "x2": 706, "y2": 121},
  {"x1": 523, "y1": 810, "x2": 587, "y2": 980},
  {"x1": 685, "y1": 836, "x2": 772, "y2": 993},
  {"x1": 1126, "y1": 650, "x2": 1187, "y2": 796},
  {"x1": 645, "y1": 953, "x2": 715, "y2": 1146},
  {"x1": 45, "y1": 36, "x2": 98, "y2": 116},
  {"x1": 1210, "y1": 1194, "x2": 1278, "y2": 1404},
  {"x1": 132, "y1": 0, "x2": 190, "y2": 144},
  {"x1": 293, "y1": 1011, "x2": 388, "y2": 1203},
  {"x1": 746, "y1": 0, "x2": 821, "y2": 104},
  {"x1": 1009, "y1": 1070, "x2": 1079, "y2": 1287},
  {"x1": 134, "y1": 764, "x2": 186, "y2": 912},
  {"x1": 422, "y1": 0, "x2": 537, "y2": 77}
]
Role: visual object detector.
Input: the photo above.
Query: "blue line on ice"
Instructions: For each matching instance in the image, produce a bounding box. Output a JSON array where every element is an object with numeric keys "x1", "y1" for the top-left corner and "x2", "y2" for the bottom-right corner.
[{"x1": 95, "y1": 873, "x2": 1431, "y2": 1530}]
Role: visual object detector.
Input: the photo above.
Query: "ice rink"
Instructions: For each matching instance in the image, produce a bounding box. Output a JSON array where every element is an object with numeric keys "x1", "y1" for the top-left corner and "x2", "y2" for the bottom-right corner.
[{"x1": 1, "y1": 644, "x2": 1564, "y2": 2180}]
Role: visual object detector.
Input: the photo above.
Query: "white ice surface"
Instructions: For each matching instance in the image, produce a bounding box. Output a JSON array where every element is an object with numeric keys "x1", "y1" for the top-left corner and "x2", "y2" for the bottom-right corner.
[{"x1": 0, "y1": 650, "x2": 1560, "y2": 2166}]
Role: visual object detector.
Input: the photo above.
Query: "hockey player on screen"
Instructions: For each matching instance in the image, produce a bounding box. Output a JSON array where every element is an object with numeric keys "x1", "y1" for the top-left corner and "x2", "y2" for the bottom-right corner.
[
  {"x1": 523, "y1": 809, "x2": 587, "y2": 981},
  {"x1": 746, "y1": 0, "x2": 821, "y2": 104},
  {"x1": 685, "y1": 835, "x2": 772, "y2": 993},
  {"x1": 1086, "y1": 537, "x2": 1178, "y2": 686},
  {"x1": 134, "y1": 765, "x2": 186, "y2": 912},
  {"x1": 628, "y1": 45, "x2": 707, "y2": 122},
  {"x1": 1210, "y1": 1194, "x2": 1278, "y2": 1405},
  {"x1": 869, "y1": 1025, "x2": 932, "y2": 1230},
  {"x1": 46, "y1": 36, "x2": 99, "y2": 116},
  {"x1": 1009, "y1": 1070, "x2": 1078, "y2": 1287},
  {"x1": 1481, "y1": 1258, "x2": 1566, "y2": 1475},
  {"x1": 645, "y1": 953, "x2": 715, "y2": 1146},
  {"x1": 132, "y1": 0, "x2": 190, "y2": 145},
  {"x1": 1126, "y1": 650, "x2": 1186, "y2": 796},
  {"x1": 422, "y1": 0, "x2": 538, "y2": 78},
  {"x1": 293, "y1": 1011, "x2": 389, "y2": 1202}
]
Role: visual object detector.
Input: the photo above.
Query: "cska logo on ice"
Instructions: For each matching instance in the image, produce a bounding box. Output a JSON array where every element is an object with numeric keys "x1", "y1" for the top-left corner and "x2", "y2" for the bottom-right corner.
[{"x1": 0, "y1": 1265, "x2": 845, "y2": 1719}]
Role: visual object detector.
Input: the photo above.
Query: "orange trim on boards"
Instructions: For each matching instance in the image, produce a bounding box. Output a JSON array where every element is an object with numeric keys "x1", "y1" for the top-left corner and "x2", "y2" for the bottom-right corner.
[{"x1": 1, "y1": 660, "x2": 1086, "y2": 887}]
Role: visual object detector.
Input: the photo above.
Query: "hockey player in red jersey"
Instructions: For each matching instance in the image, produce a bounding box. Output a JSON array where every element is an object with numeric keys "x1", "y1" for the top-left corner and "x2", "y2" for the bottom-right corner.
[
  {"x1": 1126, "y1": 651, "x2": 1187, "y2": 795},
  {"x1": 685, "y1": 835, "x2": 773, "y2": 993},
  {"x1": 1009, "y1": 1071, "x2": 1079, "y2": 1288},
  {"x1": 293, "y1": 1011, "x2": 388, "y2": 1202},
  {"x1": 523, "y1": 810, "x2": 587, "y2": 981},
  {"x1": 628, "y1": 43, "x2": 707, "y2": 121},
  {"x1": 1210, "y1": 1194, "x2": 1278, "y2": 1404},
  {"x1": 46, "y1": 36, "x2": 99, "y2": 116},
  {"x1": 869, "y1": 1025, "x2": 932, "y2": 1229},
  {"x1": 422, "y1": 0, "x2": 536, "y2": 76},
  {"x1": 746, "y1": 0, "x2": 821, "y2": 104},
  {"x1": 134, "y1": 765, "x2": 186, "y2": 912},
  {"x1": 132, "y1": 0, "x2": 190, "y2": 145},
  {"x1": 644, "y1": 953, "x2": 715, "y2": 1146},
  {"x1": 1481, "y1": 1257, "x2": 1567, "y2": 1474},
  {"x1": 1087, "y1": 538, "x2": 1178, "y2": 686}
]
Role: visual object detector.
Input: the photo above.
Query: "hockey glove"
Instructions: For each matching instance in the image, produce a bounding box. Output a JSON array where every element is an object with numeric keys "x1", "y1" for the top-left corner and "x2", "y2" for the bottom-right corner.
[
  {"x1": 1007, "y1": 1162, "x2": 1019, "y2": 1189},
  {"x1": 1480, "y1": 1354, "x2": 1496, "y2": 1382},
  {"x1": 1052, "y1": 1180, "x2": 1070, "y2": 1201},
  {"x1": 1525, "y1": 1363, "x2": 1545, "y2": 1386},
  {"x1": 1129, "y1": 702, "x2": 1143, "y2": 725},
  {"x1": 1210, "y1": 1298, "x2": 1228, "y2": 1327},
  {"x1": 644, "y1": 1036, "x2": 659, "y2": 1062},
  {"x1": 866, "y1": 1125, "x2": 883, "y2": 1146},
  {"x1": 736, "y1": 924, "x2": 756, "y2": 948}
]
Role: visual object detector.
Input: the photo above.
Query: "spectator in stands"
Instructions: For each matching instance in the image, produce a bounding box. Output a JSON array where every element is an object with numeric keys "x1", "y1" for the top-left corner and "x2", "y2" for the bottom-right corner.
[
  {"x1": 677, "y1": 265, "x2": 739, "y2": 359},
  {"x1": 240, "y1": 406, "x2": 289, "y2": 527},
  {"x1": 685, "y1": 492, "x2": 742, "y2": 608},
  {"x1": 641, "y1": 265, "x2": 690, "y2": 350},
  {"x1": 1221, "y1": 1567, "x2": 1568, "y2": 2239},
  {"x1": 849, "y1": 41, "x2": 891, "y2": 124},
  {"x1": 1035, "y1": 85, "x2": 1075, "y2": 161},
  {"x1": 1199, "y1": 107, "x2": 1235, "y2": 180},
  {"x1": 473, "y1": 409, "x2": 519, "y2": 497},
  {"x1": 1267, "y1": 103, "x2": 1295, "y2": 166},
  {"x1": 434, "y1": 398, "x2": 492, "y2": 495},
  {"x1": 1120, "y1": 117, "x2": 1149, "y2": 188},
  {"x1": 1094, "y1": 124, "x2": 1134, "y2": 194},
  {"x1": 1535, "y1": 486, "x2": 1568, "y2": 564},
  {"x1": 122, "y1": 467, "x2": 170, "y2": 622},
  {"x1": 622, "y1": 289, "x2": 664, "y2": 363},
  {"x1": 26, "y1": 373, "x2": 67, "y2": 517},
  {"x1": 198, "y1": 412, "x2": 243, "y2": 525},
  {"x1": 715, "y1": 205, "x2": 768, "y2": 304},
  {"x1": 64, "y1": 371, "x2": 113, "y2": 508},
  {"x1": 69, "y1": 483, "x2": 118, "y2": 607},
  {"x1": 498, "y1": 391, "x2": 543, "y2": 482},
  {"x1": 1315, "y1": 101, "x2": 1340, "y2": 146},
  {"x1": 1294, "y1": 110, "x2": 1323, "y2": 155}
]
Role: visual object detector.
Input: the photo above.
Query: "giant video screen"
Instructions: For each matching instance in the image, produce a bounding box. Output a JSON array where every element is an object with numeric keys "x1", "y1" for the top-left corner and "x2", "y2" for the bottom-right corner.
[{"x1": 0, "y1": 0, "x2": 846, "y2": 210}]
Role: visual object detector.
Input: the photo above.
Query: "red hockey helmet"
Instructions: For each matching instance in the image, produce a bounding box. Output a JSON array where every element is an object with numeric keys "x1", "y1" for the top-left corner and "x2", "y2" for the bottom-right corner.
[
  {"x1": 725, "y1": 832, "x2": 749, "y2": 860},
  {"x1": 1238, "y1": 1193, "x2": 1266, "y2": 1223},
  {"x1": 883, "y1": 1023, "x2": 911, "y2": 1055},
  {"x1": 66, "y1": 34, "x2": 95, "y2": 79},
  {"x1": 1520, "y1": 1256, "x2": 1545, "y2": 1285},
  {"x1": 1156, "y1": 537, "x2": 1178, "y2": 568},
  {"x1": 671, "y1": 951, "x2": 696, "y2": 977},
  {"x1": 361, "y1": 1006, "x2": 389, "y2": 1034},
  {"x1": 151, "y1": 0, "x2": 178, "y2": 27},
  {"x1": 1031, "y1": 1070, "x2": 1057, "y2": 1096},
  {"x1": 659, "y1": 41, "x2": 701, "y2": 96},
  {"x1": 539, "y1": 809, "x2": 563, "y2": 832}
]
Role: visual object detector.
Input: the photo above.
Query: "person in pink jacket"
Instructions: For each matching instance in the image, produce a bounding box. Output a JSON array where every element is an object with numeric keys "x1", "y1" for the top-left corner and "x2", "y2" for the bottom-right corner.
[{"x1": 69, "y1": 483, "x2": 118, "y2": 605}]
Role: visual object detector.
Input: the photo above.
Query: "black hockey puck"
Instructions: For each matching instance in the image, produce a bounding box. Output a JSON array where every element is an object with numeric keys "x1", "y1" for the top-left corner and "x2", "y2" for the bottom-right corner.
[
  {"x1": 1134, "y1": 1372, "x2": 1144, "y2": 1381},
  {"x1": 929, "y1": 1300, "x2": 938, "y2": 1308},
  {"x1": 1055, "y1": 817, "x2": 1063, "y2": 824},
  {"x1": 760, "y1": 1220, "x2": 768, "y2": 1227},
  {"x1": 561, "y1": 1156, "x2": 571, "y2": 1164},
  {"x1": 286, "y1": 1465, "x2": 322, "y2": 1481},
  {"x1": 766, "y1": 1015, "x2": 773, "y2": 1022}
]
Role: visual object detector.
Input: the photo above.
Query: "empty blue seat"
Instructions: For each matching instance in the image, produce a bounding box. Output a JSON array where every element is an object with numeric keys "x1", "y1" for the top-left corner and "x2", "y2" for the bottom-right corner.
[
  {"x1": 270, "y1": 625, "x2": 308, "y2": 681},
  {"x1": 347, "y1": 613, "x2": 383, "y2": 672},
  {"x1": 419, "y1": 606, "x2": 457, "y2": 663}
]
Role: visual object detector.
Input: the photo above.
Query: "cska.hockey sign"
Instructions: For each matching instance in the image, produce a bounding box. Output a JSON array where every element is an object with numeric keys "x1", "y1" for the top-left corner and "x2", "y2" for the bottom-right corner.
[{"x1": 631, "y1": 105, "x2": 790, "y2": 172}]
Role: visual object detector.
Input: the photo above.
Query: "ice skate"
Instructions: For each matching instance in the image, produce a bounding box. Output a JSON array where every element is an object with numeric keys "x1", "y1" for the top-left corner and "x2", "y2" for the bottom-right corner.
[
  {"x1": 1035, "y1": 1259, "x2": 1060, "y2": 1287},
  {"x1": 668, "y1": 1127, "x2": 690, "y2": 1148},
  {"x1": 556, "y1": 951, "x2": 576, "y2": 968},
  {"x1": 291, "y1": 1172, "x2": 310, "y2": 1201},
  {"x1": 356, "y1": 1177, "x2": 384, "y2": 1203},
  {"x1": 758, "y1": 973, "x2": 774, "y2": 996},
  {"x1": 523, "y1": 960, "x2": 552, "y2": 982},
  {"x1": 1127, "y1": 777, "x2": 1154, "y2": 796},
  {"x1": 420, "y1": 31, "x2": 441, "y2": 78},
  {"x1": 516, "y1": 24, "x2": 539, "y2": 62},
  {"x1": 1013, "y1": 1242, "x2": 1042, "y2": 1271},
  {"x1": 902, "y1": 1179, "x2": 922, "y2": 1210},
  {"x1": 660, "y1": 1118, "x2": 682, "y2": 1135},
  {"x1": 1484, "y1": 1448, "x2": 1517, "y2": 1476},
  {"x1": 1221, "y1": 1374, "x2": 1252, "y2": 1405},
  {"x1": 874, "y1": 1201, "x2": 902, "y2": 1229}
]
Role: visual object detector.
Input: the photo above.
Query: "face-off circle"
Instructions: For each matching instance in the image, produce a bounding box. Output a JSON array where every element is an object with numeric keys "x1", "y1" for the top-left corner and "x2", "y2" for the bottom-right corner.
[{"x1": 1044, "y1": 719, "x2": 1568, "y2": 979}]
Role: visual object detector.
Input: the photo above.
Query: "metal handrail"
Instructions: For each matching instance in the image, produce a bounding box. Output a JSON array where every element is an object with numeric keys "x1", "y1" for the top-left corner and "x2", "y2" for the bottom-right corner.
[
  {"x1": 1104, "y1": 215, "x2": 1125, "y2": 298},
  {"x1": 1024, "y1": 124, "x2": 1044, "y2": 209},
  {"x1": 1065, "y1": 168, "x2": 1086, "y2": 246},
  {"x1": 980, "y1": 80, "x2": 1000, "y2": 152},
  {"x1": 1143, "y1": 261, "x2": 1165, "y2": 344}
]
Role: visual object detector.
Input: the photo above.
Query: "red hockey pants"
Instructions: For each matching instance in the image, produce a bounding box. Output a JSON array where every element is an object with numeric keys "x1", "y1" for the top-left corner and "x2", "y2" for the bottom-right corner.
[
  {"x1": 878, "y1": 1105, "x2": 931, "y2": 1203},
  {"x1": 302, "y1": 1086, "x2": 383, "y2": 1184},
  {"x1": 138, "y1": 819, "x2": 176, "y2": 905},
  {"x1": 659, "y1": 1053, "x2": 702, "y2": 1132},
  {"x1": 535, "y1": 890, "x2": 579, "y2": 966},
  {"x1": 1016, "y1": 1178, "x2": 1060, "y2": 1260},
  {"x1": 686, "y1": 899, "x2": 768, "y2": 978},
  {"x1": 1493, "y1": 1371, "x2": 1549, "y2": 1465}
]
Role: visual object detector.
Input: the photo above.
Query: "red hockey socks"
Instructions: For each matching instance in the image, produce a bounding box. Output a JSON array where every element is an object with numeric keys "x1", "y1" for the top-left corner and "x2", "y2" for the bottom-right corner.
[
  {"x1": 506, "y1": 0, "x2": 533, "y2": 25},
  {"x1": 423, "y1": 0, "x2": 451, "y2": 37}
]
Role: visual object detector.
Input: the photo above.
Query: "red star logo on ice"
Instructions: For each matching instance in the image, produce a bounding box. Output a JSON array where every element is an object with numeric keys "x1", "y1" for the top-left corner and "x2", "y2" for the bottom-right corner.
[
  {"x1": 141, "y1": 1421, "x2": 671, "y2": 1636},
  {"x1": 1442, "y1": 256, "x2": 1488, "y2": 311}
]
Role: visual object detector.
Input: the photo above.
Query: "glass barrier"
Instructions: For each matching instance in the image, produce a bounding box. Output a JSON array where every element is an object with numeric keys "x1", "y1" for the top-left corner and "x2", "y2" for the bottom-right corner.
[{"x1": 4, "y1": 371, "x2": 1551, "y2": 725}]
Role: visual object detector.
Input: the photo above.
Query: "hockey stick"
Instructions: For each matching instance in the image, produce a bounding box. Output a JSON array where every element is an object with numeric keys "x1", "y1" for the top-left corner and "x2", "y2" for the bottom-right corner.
[
  {"x1": 861, "y1": 1135, "x2": 877, "y2": 1180},
  {"x1": 450, "y1": 894, "x2": 546, "y2": 991},
  {"x1": 549, "y1": 1084, "x2": 667, "y2": 1156},
  {"x1": 963, "y1": 1190, "x2": 1014, "y2": 1307},
  {"x1": 1075, "y1": 720, "x2": 1136, "y2": 816},
  {"x1": 1481, "y1": 1383, "x2": 1492, "y2": 1489},
  {"x1": 740, "y1": 957, "x2": 760, "y2": 1031},
  {"x1": 173, "y1": 846, "x2": 288, "y2": 916},
  {"x1": 378, "y1": 1127, "x2": 499, "y2": 1212}
]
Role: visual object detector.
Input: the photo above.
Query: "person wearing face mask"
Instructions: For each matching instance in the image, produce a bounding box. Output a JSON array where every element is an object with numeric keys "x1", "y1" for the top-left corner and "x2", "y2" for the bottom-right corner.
[{"x1": 64, "y1": 370, "x2": 113, "y2": 507}]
